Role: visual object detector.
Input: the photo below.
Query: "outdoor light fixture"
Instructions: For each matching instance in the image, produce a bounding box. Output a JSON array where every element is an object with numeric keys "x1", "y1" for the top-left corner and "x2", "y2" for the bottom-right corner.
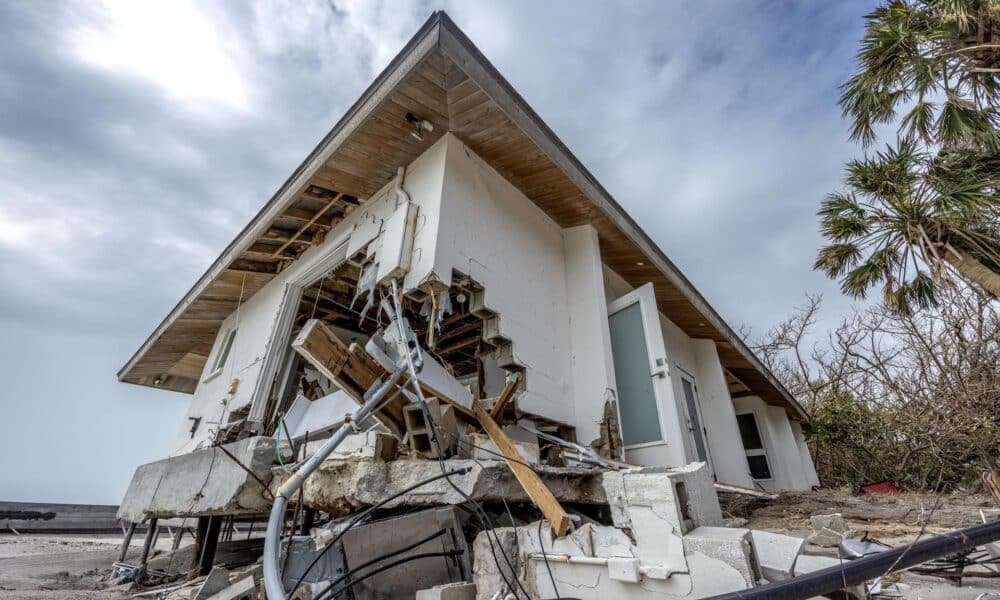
[{"x1": 405, "y1": 112, "x2": 433, "y2": 141}]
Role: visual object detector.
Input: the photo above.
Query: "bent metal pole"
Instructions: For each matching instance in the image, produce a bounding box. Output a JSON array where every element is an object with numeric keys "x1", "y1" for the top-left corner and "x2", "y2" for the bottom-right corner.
[
  {"x1": 262, "y1": 363, "x2": 408, "y2": 600},
  {"x1": 702, "y1": 518, "x2": 1000, "y2": 600}
]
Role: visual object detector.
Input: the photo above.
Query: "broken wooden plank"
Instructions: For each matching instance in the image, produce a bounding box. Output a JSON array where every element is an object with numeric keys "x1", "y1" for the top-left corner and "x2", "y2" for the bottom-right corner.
[
  {"x1": 473, "y1": 401, "x2": 570, "y2": 537},
  {"x1": 291, "y1": 319, "x2": 408, "y2": 438},
  {"x1": 488, "y1": 373, "x2": 520, "y2": 421},
  {"x1": 291, "y1": 319, "x2": 475, "y2": 440}
]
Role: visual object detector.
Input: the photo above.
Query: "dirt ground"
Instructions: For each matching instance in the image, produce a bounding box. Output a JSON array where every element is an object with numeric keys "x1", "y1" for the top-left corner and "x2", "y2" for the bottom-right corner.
[{"x1": 721, "y1": 487, "x2": 1000, "y2": 599}]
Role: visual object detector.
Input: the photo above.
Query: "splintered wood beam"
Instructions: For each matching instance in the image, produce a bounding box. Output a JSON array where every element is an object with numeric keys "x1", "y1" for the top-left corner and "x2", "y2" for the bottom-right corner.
[
  {"x1": 291, "y1": 319, "x2": 476, "y2": 438},
  {"x1": 292, "y1": 318, "x2": 407, "y2": 437},
  {"x1": 271, "y1": 192, "x2": 344, "y2": 258},
  {"x1": 473, "y1": 401, "x2": 570, "y2": 537},
  {"x1": 489, "y1": 373, "x2": 520, "y2": 420}
]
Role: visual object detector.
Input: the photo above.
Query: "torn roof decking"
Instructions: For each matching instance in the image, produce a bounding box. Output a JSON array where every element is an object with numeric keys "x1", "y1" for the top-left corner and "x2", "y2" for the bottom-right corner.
[{"x1": 118, "y1": 12, "x2": 807, "y2": 422}]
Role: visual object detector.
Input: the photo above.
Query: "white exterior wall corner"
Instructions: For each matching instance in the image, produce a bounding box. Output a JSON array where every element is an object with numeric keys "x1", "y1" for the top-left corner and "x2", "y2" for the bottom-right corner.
[
  {"x1": 732, "y1": 395, "x2": 813, "y2": 492},
  {"x1": 433, "y1": 134, "x2": 575, "y2": 424},
  {"x1": 562, "y1": 225, "x2": 617, "y2": 448},
  {"x1": 173, "y1": 137, "x2": 450, "y2": 455},
  {"x1": 789, "y1": 420, "x2": 821, "y2": 488},
  {"x1": 690, "y1": 339, "x2": 755, "y2": 489}
]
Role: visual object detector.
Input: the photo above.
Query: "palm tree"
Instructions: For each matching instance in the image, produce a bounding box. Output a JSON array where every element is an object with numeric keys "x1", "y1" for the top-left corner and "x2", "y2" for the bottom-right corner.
[
  {"x1": 820, "y1": 0, "x2": 1000, "y2": 308},
  {"x1": 816, "y1": 140, "x2": 1000, "y2": 312}
]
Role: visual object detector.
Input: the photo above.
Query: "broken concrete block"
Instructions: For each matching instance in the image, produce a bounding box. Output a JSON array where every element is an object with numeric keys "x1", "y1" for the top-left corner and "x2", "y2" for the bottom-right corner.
[
  {"x1": 810, "y1": 513, "x2": 848, "y2": 534},
  {"x1": 682, "y1": 526, "x2": 756, "y2": 587},
  {"x1": 807, "y1": 513, "x2": 850, "y2": 547},
  {"x1": 118, "y1": 437, "x2": 287, "y2": 522},
  {"x1": 794, "y1": 554, "x2": 865, "y2": 600},
  {"x1": 277, "y1": 457, "x2": 606, "y2": 517},
  {"x1": 602, "y1": 462, "x2": 721, "y2": 535},
  {"x1": 201, "y1": 575, "x2": 255, "y2": 600},
  {"x1": 750, "y1": 530, "x2": 804, "y2": 582},
  {"x1": 194, "y1": 567, "x2": 230, "y2": 600},
  {"x1": 591, "y1": 525, "x2": 634, "y2": 559},
  {"x1": 606, "y1": 557, "x2": 640, "y2": 583},
  {"x1": 807, "y1": 527, "x2": 848, "y2": 548},
  {"x1": 472, "y1": 528, "x2": 519, "y2": 600},
  {"x1": 466, "y1": 432, "x2": 539, "y2": 465},
  {"x1": 415, "y1": 582, "x2": 477, "y2": 600}
]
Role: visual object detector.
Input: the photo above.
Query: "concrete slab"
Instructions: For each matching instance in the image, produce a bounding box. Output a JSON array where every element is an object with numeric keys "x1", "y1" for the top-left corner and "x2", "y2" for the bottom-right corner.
[
  {"x1": 471, "y1": 528, "x2": 518, "y2": 600},
  {"x1": 118, "y1": 437, "x2": 289, "y2": 522},
  {"x1": 194, "y1": 566, "x2": 230, "y2": 600},
  {"x1": 279, "y1": 457, "x2": 606, "y2": 517},
  {"x1": 794, "y1": 554, "x2": 865, "y2": 600},
  {"x1": 682, "y1": 526, "x2": 756, "y2": 587},
  {"x1": 750, "y1": 530, "x2": 804, "y2": 582}
]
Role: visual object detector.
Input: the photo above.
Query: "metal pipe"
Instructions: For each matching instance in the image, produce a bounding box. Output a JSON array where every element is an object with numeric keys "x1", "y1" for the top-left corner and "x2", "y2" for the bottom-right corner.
[
  {"x1": 263, "y1": 363, "x2": 408, "y2": 600},
  {"x1": 702, "y1": 519, "x2": 1000, "y2": 600}
]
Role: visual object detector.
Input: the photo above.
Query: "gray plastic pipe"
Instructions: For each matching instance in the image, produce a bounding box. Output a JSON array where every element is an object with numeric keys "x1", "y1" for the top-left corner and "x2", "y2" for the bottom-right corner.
[{"x1": 262, "y1": 363, "x2": 408, "y2": 600}]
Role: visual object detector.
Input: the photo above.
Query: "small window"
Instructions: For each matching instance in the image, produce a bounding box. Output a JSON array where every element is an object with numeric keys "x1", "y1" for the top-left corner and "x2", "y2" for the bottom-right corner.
[
  {"x1": 736, "y1": 412, "x2": 773, "y2": 481},
  {"x1": 208, "y1": 328, "x2": 238, "y2": 377}
]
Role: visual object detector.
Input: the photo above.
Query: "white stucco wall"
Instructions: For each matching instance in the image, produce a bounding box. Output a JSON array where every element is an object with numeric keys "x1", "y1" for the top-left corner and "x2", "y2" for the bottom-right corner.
[
  {"x1": 173, "y1": 136, "x2": 451, "y2": 455},
  {"x1": 432, "y1": 135, "x2": 576, "y2": 424},
  {"x1": 790, "y1": 420, "x2": 821, "y2": 488},
  {"x1": 602, "y1": 267, "x2": 759, "y2": 486},
  {"x1": 691, "y1": 339, "x2": 755, "y2": 488},
  {"x1": 562, "y1": 225, "x2": 618, "y2": 447},
  {"x1": 732, "y1": 395, "x2": 815, "y2": 491}
]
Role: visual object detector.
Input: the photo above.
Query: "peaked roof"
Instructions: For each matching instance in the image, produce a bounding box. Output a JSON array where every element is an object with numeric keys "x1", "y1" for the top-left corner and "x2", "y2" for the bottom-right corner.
[{"x1": 118, "y1": 12, "x2": 808, "y2": 422}]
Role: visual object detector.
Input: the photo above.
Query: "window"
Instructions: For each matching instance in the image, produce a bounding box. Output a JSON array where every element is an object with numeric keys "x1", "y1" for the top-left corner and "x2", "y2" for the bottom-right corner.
[
  {"x1": 736, "y1": 412, "x2": 772, "y2": 480},
  {"x1": 207, "y1": 328, "x2": 237, "y2": 378}
]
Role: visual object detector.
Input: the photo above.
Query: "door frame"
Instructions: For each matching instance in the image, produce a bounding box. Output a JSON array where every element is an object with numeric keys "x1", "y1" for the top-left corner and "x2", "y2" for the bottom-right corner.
[
  {"x1": 676, "y1": 367, "x2": 714, "y2": 475},
  {"x1": 607, "y1": 283, "x2": 670, "y2": 450}
]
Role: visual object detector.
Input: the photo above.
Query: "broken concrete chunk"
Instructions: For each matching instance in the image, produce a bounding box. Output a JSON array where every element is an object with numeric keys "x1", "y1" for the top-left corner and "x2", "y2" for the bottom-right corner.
[
  {"x1": 201, "y1": 575, "x2": 255, "y2": 600},
  {"x1": 807, "y1": 513, "x2": 850, "y2": 547},
  {"x1": 193, "y1": 566, "x2": 230, "y2": 600},
  {"x1": 807, "y1": 527, "x2": 849, "y2": 548},
  {"x1": 415, "y1": 582, "x2": 477, "y2": 600},
  {"x1": 682, "y1": 526, "x2": 756, "y2": 588},
  {"x1": 472, "y1": 528, "x2": 519, "y2": 600},
  {"x1": 749, "y1": 530, "x2": 804, "y2": 582},
  {"x1": 277, "y1": 457, "x2": 605, "y2": 517},
  {"x1": 602, "y1": 463, "x2": 721, "y2": 535},
  {"x1": 465, "y1": 432, "x2": 539, "y2": 465},
  {"x1": 118, "y1": 437, "x2": 287, "y2": 522}
]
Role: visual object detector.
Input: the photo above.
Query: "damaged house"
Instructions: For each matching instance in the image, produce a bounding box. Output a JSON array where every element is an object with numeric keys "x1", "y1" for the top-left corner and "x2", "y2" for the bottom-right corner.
[{"x1": 115, "y1": 12, "x2": 824, "y2": 600}]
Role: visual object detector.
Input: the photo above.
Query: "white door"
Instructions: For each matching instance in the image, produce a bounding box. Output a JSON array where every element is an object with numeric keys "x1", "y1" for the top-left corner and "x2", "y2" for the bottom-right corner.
[{"x1": 607, "y1": 283, "x2": 671, "y2": 449}]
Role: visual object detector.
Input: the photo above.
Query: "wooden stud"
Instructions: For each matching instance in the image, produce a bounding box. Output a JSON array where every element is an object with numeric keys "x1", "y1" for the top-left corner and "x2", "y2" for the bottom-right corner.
[{"x1": 474, "y1": 401, "x2": 570, "y2": 537}]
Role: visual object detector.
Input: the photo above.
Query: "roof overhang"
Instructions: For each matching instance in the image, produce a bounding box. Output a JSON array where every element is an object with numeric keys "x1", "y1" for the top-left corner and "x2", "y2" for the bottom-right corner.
[{"x1": 118, "y1": 12, "x2": 808, "y2": 422}]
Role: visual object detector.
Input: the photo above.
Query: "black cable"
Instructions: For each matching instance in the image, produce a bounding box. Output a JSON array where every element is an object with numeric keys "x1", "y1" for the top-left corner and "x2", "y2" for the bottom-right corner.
[
  {"x1": 413, "y1": 391, "x2": 531, "y2": 600},
  {"x1": 538, "y1": 519, "x2": 561, "y2": 599},
  {"x1": 289, "y1": 467, "x2": 471, "y2": 594},
  {"x1": 314, "y1": 550, "x2": 465, "y2": 600},
  {"x1": 311, "y1": 527, "x2": 448, "y2": 600}
]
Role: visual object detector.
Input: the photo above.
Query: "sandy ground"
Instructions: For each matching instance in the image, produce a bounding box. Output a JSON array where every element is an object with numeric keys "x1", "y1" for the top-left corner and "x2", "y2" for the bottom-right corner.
[{"x1": 0, "y1": 533, "x2": 185, "y2": 599}]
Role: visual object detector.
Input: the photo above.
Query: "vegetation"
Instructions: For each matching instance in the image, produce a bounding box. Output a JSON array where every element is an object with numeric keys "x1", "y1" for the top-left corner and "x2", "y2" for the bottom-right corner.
[
  {"x1": 818, "y1": 0, "x2": 1000, "y2": 310},
  {"x1": 746, "y1": 284, "x2": 999, "y2": 490}
]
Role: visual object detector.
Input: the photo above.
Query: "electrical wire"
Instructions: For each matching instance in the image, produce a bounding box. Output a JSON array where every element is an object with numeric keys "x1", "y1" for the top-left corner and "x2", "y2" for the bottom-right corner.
[
  {"x1": 538, "y1": 519, "x2": 560, "y2": 599},
  {"x1": 310, "y1": 527, "x2": 448, "y2": 600},
  {"x1": 387, "y1": 283, "x2": 530, "y2": 599},
  {"x1": 289, "y1": 467, "x2": 471, "y2": 595}
]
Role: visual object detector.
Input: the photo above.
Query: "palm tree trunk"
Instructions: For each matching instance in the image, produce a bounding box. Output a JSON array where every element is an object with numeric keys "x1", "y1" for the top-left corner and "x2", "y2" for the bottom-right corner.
[{"x1": 944, "y1": 248, "x2": 1000, "y2": 297}]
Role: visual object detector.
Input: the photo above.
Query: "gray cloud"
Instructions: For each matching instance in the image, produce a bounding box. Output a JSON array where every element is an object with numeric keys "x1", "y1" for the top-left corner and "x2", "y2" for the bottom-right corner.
[{"x1": 0, "y1": 0, "x2": 875, "y2": 503}]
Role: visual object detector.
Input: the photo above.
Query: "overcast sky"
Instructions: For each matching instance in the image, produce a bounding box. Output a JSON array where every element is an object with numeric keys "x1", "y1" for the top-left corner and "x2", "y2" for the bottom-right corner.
[{"x1": 0, "y1": 1, "x2": 875, "y2": 504}]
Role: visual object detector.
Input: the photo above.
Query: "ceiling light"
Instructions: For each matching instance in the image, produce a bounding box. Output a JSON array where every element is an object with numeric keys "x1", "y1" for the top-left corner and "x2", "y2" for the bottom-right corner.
[
  {"x1": 636, "y1": 261, "x2": 645, "y2": 266},
  {"x1": 405, "y1": 112, "x2": 434, "y2": 141}
]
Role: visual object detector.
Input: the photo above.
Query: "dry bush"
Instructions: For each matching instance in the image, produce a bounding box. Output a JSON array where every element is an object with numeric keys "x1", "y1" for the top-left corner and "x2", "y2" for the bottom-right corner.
[{"x1": 744, "y1": 285, "x2": 1000, "y2": 491}]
